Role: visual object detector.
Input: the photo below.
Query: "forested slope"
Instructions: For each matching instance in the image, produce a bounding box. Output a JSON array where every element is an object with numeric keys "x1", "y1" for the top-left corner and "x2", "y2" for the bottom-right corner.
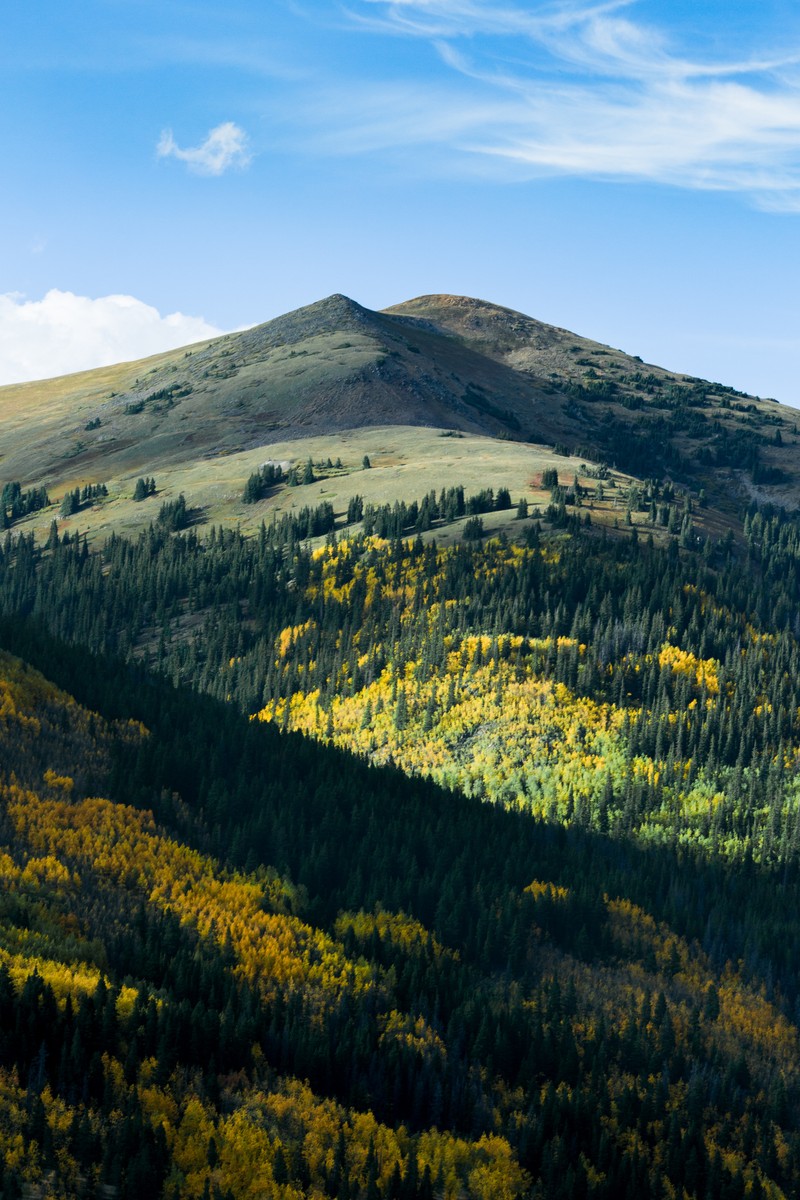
[
  {"x1": 2, "y1": 627, "x2": 800, "y2": 1199},
  {"x1": 4, "y1": 492, "x2": 800, "y2": 865},
  {"x1": 0, "y1": 647, "x2": 531, "y2": 1198},
  {"x1": 3, "y1": 481, "x2": 800, "y2": 1195}
]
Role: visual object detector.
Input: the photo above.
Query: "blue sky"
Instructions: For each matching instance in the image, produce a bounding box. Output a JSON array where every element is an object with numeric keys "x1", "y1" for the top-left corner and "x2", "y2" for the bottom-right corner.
[{"x1": 2, "y1": 0, "x2": 800, "y2": 404}]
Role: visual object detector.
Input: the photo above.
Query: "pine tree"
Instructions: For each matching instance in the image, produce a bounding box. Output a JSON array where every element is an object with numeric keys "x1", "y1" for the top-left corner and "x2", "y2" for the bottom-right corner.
[
  {"x1": 394, "y1": 688, "x2": 408, "y2": 732},
  {"x1": 60, "y1": 489, "x2": 79, "y2": 517}
]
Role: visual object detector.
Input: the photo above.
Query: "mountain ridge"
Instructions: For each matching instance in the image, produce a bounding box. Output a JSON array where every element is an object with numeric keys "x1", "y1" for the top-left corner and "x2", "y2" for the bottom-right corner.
[{"x1": 0, "y1": 291, "x2": 797, "y2": 522}]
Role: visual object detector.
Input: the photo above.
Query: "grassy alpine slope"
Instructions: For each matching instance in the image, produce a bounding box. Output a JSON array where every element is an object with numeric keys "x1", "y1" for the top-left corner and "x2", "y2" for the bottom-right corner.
[
  {"x1": 1, "y1": 292, "x2": 799, "y2": 548},
  {"x1": 1, "y1": 425, "x2": 638, "y2": 548}
]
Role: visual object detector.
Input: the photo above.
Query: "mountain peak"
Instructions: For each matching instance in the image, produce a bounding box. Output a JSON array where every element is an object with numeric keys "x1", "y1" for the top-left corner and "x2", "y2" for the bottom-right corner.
[
  {"x1": 1, "y1": 288, "x2": 795, "y2": 516},
  {"x1": 234, "y1": 292, "x2": 373, "y2": 355}
]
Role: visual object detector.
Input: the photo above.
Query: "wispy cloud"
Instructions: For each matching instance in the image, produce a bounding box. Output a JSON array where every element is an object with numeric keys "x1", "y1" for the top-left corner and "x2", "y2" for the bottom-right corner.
[
  {"x1": 0, "y1": 291, "x2": 223, "y2": 386},
  {"x1": 157, "y1": 121, "x2": 252, "y2": 175},
  {"x1": 336, "y1": 0, "x2": 800, "y2": 207}
]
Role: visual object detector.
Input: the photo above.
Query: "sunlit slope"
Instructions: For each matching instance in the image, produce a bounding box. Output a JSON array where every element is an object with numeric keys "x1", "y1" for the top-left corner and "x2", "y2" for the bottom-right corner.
[
  {"x1": 0, "y1": 293, "x2": 565, "y2": 488},
  {"x1": 2, "y1": 291, "x2": 798, "y2": 517},
  {"x1": 8, "y1": 424, "x2": 645, "y2": 546},
  {"x1": 244, "y1": 527, "x2": 800, "y2": 865}
]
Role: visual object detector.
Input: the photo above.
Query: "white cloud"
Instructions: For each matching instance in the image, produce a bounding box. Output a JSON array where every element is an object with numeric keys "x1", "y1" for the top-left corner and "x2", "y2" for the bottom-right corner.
[
  {"x1": 157, "y1": 121, "x2": 252, "y2": 175},
  {"x1": 0, "y1": 291, "x2": 223, "y2": 386},
  {"x1": 339, "y1": 0, "x2": 800, "y2": 205}
]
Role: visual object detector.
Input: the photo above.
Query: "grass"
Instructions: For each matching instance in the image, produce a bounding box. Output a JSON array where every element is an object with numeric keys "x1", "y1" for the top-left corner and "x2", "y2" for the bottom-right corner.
[{"x1": 10, "y1": 425, "x2": 638, "y2": 546}]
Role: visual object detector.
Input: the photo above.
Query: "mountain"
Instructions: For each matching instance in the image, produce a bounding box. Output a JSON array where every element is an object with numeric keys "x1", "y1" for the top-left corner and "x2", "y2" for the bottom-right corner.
[{"x1": 1, "y1": 293, "x2": 797, "y2": 521}]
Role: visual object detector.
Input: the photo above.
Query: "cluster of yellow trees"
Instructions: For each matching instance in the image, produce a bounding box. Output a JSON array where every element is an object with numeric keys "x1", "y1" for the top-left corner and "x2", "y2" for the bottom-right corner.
[
  {"x1": 263, "y1": 652, "x2": 628, "y2": 812},
  {"x1": 254, "y1": 536, "x2": 791, "y2": 863},
  {"x1": 0, "y1": 1046, "x2": 528, "y2": 1199},
  {"x1": 7, "y1": 783, "x2": 375, "y2": 1013}
]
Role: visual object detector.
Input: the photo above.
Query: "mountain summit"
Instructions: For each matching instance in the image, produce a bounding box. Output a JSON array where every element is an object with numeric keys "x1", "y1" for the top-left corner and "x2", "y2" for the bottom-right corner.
[{"x1": 0, "y1": 293, "x2": 795, "y2": 509}]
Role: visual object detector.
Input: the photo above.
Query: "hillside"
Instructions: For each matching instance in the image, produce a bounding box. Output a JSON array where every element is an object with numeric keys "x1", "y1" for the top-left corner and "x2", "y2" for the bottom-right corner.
[
  {"x1": 1, "y1": 293, "x2": 798, "y2": 540},
  {"x1": 3, "y1": 626, "x2": 800, "y2": 1199},
  {"x1": 0, "y1": 292, "x2": 565, "y2": 489}
]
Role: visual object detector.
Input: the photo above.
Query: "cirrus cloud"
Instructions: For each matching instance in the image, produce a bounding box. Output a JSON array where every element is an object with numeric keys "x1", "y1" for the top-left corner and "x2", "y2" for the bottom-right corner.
[
  {"x1": 0, "y1": 291, "x2": 223, "y2": 386},
  {"x1": 157, "y1": 121, "x2": 252, "y2": 175},
  {"x1": 336, "y1": 0, "x2": 800, "y2": 208}
]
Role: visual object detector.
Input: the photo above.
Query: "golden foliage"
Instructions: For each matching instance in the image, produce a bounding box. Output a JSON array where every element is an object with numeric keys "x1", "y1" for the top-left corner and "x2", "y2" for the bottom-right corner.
[{"x1": 5, "y1": 783, "x2": 374, "y2": 1015}]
